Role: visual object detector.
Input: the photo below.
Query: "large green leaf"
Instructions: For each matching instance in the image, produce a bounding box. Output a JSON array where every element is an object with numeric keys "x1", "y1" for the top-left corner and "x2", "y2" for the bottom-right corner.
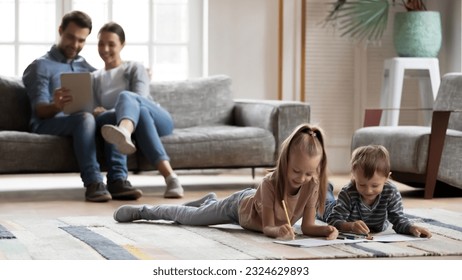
[{"x1": 325, "y1": 0, "x2": 390, "y2": 42}]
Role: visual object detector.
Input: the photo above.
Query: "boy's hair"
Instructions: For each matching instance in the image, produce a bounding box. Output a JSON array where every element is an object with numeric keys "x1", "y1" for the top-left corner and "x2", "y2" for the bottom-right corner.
[
  {"x1": 60, "y1": 10, "x2": 92, "y2": 33},
  {"x1": 270, "y1": 123, "x2": 328, "y2": 214},
  {"x1": 351, "y1": 145, "x2": 390, "y2": 179},
  {"x1": 98, "y1": 22, "x2": 126, "y2": 44}
]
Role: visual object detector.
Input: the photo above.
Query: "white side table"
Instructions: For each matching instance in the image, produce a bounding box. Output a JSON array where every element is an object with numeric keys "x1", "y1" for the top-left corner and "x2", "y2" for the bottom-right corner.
[{"x1": 379, "y1": 57, "x2": 441, "y2": 126}]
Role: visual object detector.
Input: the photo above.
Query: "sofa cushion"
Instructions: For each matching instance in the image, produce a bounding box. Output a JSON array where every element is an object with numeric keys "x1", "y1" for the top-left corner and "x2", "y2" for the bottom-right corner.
[
  {"x1": 0, "y1": 131, "x2": 78, "y2": 173},
  {"x1": 433, "y1": 72, "x2": 462, "y2": 131},
  {"x1": 136, "y1": 125, "x2": 275, "y2": 170},
  {"x1": 438, "y1": 131, "x2": 462, "y2": 188},
  {"x1": 448, "y1": 113, "x2": 462, "y2": 131},
  {"x1": 0, "y1": 75, "x2": 30, "y2": 131},
  {"x1": 150, "y1": 75, "x2": 234, "y2": 129}
]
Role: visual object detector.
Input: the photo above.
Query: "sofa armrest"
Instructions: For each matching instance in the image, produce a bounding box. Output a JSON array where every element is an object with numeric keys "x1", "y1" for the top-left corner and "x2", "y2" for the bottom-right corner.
[{"x1": 234, "y1": 99, "x2": 310, "y2": 157}]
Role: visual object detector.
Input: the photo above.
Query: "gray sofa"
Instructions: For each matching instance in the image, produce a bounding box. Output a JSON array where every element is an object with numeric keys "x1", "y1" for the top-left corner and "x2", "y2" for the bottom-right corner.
[
  {"x1": 351, "y1": 73, "x2": 462, "y2": 198},
  {"x1": 0, "y1": 74, "x2": 310, "y2": 175}
]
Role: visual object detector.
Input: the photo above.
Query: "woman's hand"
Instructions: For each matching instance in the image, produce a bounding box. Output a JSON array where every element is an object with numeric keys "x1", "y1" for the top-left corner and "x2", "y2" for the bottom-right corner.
[
  {"x1": 93, "y1": 106, "x2": 106, "y2": 117},
  {"x1": 409, "y1": 225, "x2": 432, "y2": 238}
]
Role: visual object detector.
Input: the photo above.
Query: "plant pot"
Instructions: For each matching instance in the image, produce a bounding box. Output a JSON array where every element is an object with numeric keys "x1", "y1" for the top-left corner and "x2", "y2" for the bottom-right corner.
[{"x1": 393, "y1": 11, "x2": 442, "y2": 57}]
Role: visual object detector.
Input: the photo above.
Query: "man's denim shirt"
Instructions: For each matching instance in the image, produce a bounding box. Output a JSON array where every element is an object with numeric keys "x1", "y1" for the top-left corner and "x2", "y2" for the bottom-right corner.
[{"x1": 22, "y1": 45, "x2": 96, "y2": 130}]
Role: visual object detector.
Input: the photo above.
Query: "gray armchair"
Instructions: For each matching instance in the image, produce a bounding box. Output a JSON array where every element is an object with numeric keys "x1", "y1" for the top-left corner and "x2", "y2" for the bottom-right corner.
[{"x1": 351, "y1": 73, "x2": 462, "y2": 199}]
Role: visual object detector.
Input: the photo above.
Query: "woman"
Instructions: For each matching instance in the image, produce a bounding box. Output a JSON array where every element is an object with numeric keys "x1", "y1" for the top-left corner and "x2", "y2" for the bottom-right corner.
[{"x1": 92, "y1": 22, "x2": 183, "y2": 198}]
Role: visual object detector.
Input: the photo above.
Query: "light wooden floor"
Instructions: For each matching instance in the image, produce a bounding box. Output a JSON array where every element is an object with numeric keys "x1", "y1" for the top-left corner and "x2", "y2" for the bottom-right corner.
[{"x1": 1, "y1": 169, "x2": 462, "y2": 220}]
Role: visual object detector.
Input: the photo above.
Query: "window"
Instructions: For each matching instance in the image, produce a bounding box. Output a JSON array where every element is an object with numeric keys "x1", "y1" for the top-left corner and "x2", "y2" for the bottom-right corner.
[{"x1": 0, "y1": 0, "x2": 204, "y2": 81}]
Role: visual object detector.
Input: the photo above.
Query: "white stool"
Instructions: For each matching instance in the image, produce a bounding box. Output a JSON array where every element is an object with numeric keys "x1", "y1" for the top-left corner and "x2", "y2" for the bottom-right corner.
[{"x1": 379, "y1": 57, "x2": 441, "y2": 126}]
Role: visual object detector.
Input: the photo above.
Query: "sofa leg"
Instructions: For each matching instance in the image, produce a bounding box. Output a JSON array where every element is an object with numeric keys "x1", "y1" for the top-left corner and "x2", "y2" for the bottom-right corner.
[
  {"x1": 252, "y1": 168, "x2": 255, "y2": 179},
  {"x1": 424, "y1": 111, "x2": 450, "y2": 199}
]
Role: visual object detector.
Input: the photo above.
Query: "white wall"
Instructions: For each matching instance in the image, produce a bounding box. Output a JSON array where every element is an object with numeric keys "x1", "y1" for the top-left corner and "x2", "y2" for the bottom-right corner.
[{"x1": 207, "y1": 0, "x2": 279, "y2": 100}]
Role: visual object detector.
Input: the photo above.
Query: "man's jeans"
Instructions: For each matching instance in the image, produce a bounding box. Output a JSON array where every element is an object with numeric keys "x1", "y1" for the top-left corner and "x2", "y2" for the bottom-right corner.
[{"x1": 34, "y1": 112, "x2": 103, "y2": 186}]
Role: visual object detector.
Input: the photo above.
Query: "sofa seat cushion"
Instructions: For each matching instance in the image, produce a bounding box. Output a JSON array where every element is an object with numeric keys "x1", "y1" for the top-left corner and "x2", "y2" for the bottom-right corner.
[
  {"x1": 136, "y1": 125, "x2": 276, "y2": 170},
  {"x1": 352, "y1": 126, "x2": 462, "y2": 188},
  {"x1": 437, "y1": 131, "x2": 462, "y2": 188},
  {"x1": 0, "y1": 131, "x2": 78, "y2": 173}
]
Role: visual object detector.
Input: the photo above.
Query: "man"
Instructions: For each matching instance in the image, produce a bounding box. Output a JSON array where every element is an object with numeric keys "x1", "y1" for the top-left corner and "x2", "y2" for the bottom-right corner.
[{"x1": 22, "y1": 10, "x2": 142, "y2": 202}]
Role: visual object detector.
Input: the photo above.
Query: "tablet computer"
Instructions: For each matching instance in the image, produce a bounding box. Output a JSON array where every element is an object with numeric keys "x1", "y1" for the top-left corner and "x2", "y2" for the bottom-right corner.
[{"x1": 60, "y1": 72, "x2": 92, "y2": 114}]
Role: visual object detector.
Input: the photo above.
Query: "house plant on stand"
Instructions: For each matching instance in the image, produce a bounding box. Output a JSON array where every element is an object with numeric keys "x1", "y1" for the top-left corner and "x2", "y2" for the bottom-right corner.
[{"x1": 324, "y1": 0, "x2": 442, "y2": 57}]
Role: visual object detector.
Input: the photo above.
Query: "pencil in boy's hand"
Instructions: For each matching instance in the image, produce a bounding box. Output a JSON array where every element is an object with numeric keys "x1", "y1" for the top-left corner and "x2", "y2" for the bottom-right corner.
[{"x1": 282, "y1": 200, "x2": 291, "y2": 226}]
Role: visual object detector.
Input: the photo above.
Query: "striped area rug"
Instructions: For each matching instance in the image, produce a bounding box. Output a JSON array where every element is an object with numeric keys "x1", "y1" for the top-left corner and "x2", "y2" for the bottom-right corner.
[{"x1": 0, "y1": 208, "x2": 461, "y2": 260}]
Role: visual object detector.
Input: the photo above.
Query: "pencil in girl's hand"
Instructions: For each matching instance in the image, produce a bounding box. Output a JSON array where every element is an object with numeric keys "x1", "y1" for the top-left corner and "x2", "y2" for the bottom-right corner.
[{"x1": 282, "y1": 200, "x2": 291, "y2": 226}]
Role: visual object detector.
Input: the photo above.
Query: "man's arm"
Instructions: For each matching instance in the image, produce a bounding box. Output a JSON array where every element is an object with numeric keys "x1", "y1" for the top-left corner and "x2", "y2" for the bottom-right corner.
[
  {"x1": 35, "y1": 102, "x2": 61, "y2": 119},
  {"x1": 23, "y1": 61, "x2": 69, "y2": 119},
  {"x1": 35, "y1": 87, "x2": 70, "y2": 119}
]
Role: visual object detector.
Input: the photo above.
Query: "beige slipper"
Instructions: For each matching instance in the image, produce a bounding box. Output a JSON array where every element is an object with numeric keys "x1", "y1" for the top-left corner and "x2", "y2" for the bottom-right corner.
[{"x1": 101, "y1": 125, "x2": 136, "y2": 155}]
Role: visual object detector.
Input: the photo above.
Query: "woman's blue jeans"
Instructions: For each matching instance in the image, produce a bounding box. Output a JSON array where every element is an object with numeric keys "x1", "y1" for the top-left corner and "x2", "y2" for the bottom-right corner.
[{"x1": 96, "y1": 91, "x2": 174, "y2": 181}]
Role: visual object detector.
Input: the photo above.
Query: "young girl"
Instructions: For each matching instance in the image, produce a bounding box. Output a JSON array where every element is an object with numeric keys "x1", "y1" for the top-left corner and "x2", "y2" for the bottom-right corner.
[
  {"x1": 326, "y1": 145, "x2": 432, "y2": 238},
  {"x1": 114, "y1": 123, "x2": 339, "y2": 240}
]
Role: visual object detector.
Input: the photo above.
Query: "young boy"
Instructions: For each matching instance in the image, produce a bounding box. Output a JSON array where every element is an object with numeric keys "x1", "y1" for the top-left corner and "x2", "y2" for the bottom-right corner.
[{"x1": 326, "y1": 145, "x2": 432, "y2": 238}]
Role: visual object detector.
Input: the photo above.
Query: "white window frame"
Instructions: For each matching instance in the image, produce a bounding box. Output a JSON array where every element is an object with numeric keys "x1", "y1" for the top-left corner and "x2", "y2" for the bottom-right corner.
[{"x1": 1, "y1": 0, "x2": 205, "y2": 80}]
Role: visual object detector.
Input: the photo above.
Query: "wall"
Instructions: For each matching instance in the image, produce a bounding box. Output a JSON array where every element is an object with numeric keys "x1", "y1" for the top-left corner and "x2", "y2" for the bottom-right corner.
[{"x1": 207, "y1": 0, "x2": 279, "y2": 100}]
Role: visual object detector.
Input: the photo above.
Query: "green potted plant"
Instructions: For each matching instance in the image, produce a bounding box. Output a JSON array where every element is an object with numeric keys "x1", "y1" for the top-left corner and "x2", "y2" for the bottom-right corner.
[{"x1": 324, "y1": 0, "x2": 442, "y2": 57}]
